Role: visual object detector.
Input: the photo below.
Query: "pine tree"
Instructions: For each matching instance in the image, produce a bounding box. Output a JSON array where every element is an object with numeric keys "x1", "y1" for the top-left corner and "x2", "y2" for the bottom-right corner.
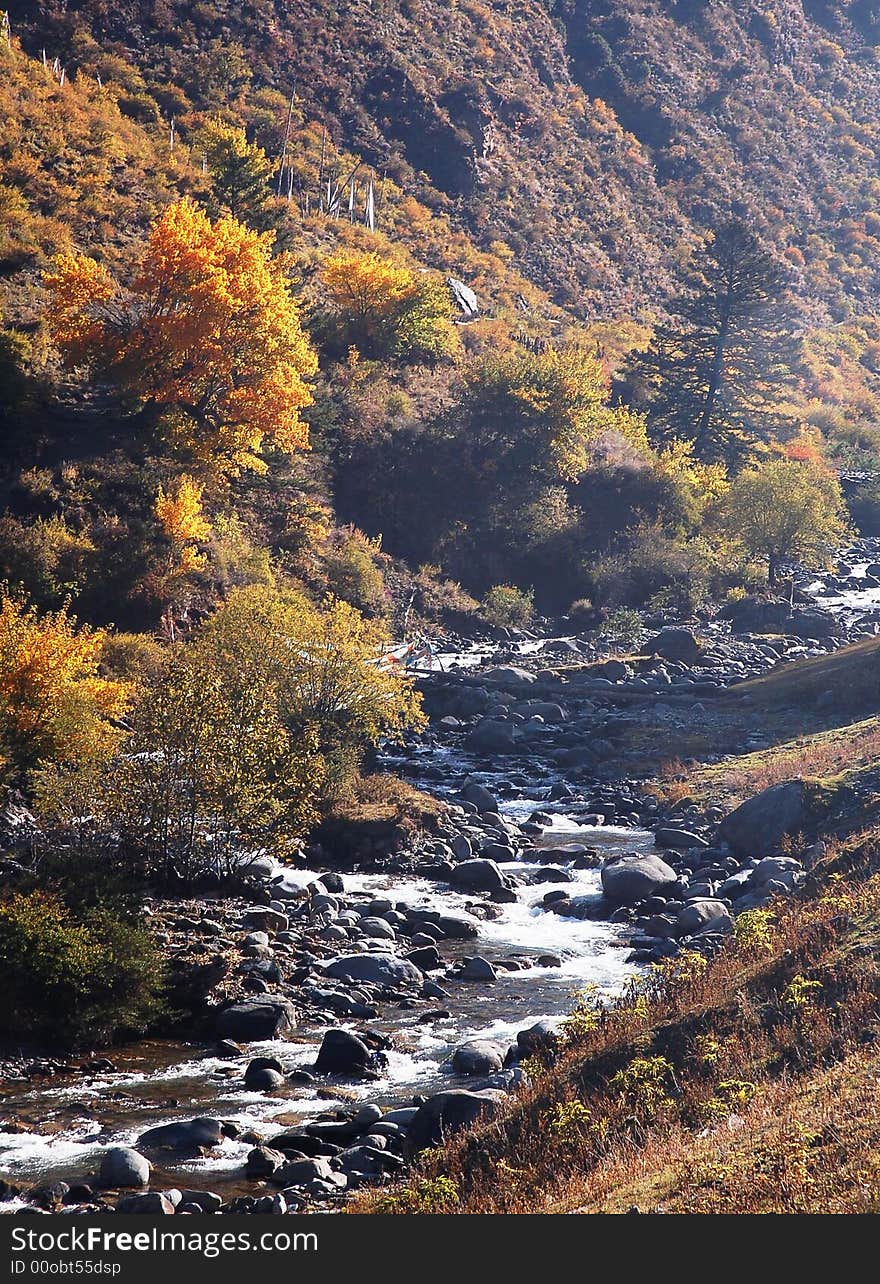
[
  {"x1": 198, "y1": 119, "x2": 276, "y2": 229},
  {"x1": 626, "y1": 220, "x2": 799, "y2": 464}
]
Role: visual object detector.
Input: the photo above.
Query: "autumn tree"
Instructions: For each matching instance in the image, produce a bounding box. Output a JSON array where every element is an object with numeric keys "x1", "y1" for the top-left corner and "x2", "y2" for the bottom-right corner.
[
  {"x1": 0, "y1": 596, "x2": 129, "y2": 780},
  {"x1": 626, "y1": 220, "x2": 799, "y2": 464},
  {"x1": 43, "y1": 199, "x2": 317, "y2": 474},
  {"x1": 155, "y1": 474, "x2": 211, "y2": 576},
  {"x1": 716, "y1": 457, "x2": 850, "y2": 584},
  {"x1": 320, "y1": 248, "x2": 458, "y2": 362},
  {"x1": 40, "y1": 584, "x2": 424, "y2": 882},
  {"x1": 196, "y1": 118, "x2": 276, "y2": 229}
]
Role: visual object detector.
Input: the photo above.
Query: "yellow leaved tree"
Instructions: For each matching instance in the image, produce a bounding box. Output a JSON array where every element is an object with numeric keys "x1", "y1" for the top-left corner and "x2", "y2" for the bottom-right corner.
[
  {"x1": 43, "y1": 198, "x2": 318, "y2": 474},
  {"x1": 155, "y1": 474, "x2": 211, "y2": 575},
  {"x1": 0, "y1": 596, "x2": 130, "y2": 780}
]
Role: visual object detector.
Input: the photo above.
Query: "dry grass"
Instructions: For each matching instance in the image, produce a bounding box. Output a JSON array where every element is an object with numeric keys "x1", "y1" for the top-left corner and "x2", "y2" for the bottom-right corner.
[
  {"x1": 352, "y1": 828, "x2": 880, "y2": 1215},
  {"x1": 328, "y1": 773, "x2": 447, "y2": 828}
]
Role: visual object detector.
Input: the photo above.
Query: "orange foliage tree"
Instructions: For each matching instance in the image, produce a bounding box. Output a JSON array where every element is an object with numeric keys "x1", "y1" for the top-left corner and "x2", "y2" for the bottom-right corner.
[
  {"x1": 0, "y1": 596, "x2": 130, "y2": 779},
  {"x1": 43, "y1": 198, "x2": 318, "y2": 474}
]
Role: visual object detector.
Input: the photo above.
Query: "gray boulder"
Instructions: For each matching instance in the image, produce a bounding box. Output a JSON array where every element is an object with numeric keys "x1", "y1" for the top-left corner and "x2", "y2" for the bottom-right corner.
[
  {"x1": 466, "y1": 719, "x2": 519, "y2": 754},
  {"x1": 753, "y1": 855, "x2": 804, "y2": 888},
  {"x1": 483, "y1": 667, "x2": 536, "y2": 687},
  {"x1": 115, "y1": 1192, "x2": 175, "y2": 1214},
  {"x1": 716, "y1": 780, "x2": 816, "y2": 857},
  {"x1": 216, "y1": 997, "x2": 297, "y2": 1041},
  {"x1": 655, "y1": 828, "x2": 708, "y2": 850},
  {"x1": 460, "y1": 956, "x2": 496, "y2": 981},
  {"x1": 517, "y1": 1020, "x2": 564, "y2": 1055},
  {"x1": 323, "y1": 953, "x2": 423, "y2": 988},
  {"x1": 314, "y1": 1028, "x2": 373, "y2": 1076},
  {"x1": 645, "y1": 628, "x2": 703, "y2": 664},
  {"x1": 451, "y1": 1040, "x2": 505, "y2": 1076},
  {"x1": 450, "y1": 858, "x2": 507, "y2": 893},
  {"x1": 676, "y1": 899, "x2": 733, "y2": 935},
  {"x1": 98, "y1": 1147, "x2": 151, "y2": 1189},
  {"x1": 462, "y1": 781, "x2": 499, "y2": 812},
  {"x1": 138, "y1": 1117, "x2": 224, "y2": 1152},
  {"x1": 407, "y1": 1089, "x2": 505, "y2": 1150},
  {"x1": 601, "y1": 853, "x2": 678, "y2": 905}
]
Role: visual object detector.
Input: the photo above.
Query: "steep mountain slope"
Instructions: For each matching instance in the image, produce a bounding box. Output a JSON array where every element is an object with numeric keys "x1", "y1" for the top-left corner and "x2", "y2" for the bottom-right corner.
[{"x1": 11, "y1": 0, "x2": 880, "y2": 318}]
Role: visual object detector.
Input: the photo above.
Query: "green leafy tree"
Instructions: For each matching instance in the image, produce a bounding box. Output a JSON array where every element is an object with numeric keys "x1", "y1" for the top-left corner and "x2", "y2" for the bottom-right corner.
[
  {"x1": 197, "y1": 118, "x2": 276, "y2": 229},
  {"x1": 627, "y1": 220, "x2": 799, "y2": 464},
  {"x1": 716, "y1": 457, "x2": 850, "y2": 584}
]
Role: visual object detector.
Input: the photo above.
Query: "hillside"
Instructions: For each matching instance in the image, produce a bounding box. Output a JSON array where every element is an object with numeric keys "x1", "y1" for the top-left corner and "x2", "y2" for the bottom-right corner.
[{"x1": 11, "y1": 0, "x2": 880, "y2": 319}]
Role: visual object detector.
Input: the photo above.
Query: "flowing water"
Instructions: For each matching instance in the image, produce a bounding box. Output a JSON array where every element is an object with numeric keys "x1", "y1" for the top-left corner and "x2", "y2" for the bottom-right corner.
[{"x1": 0, "y1": 805, "x2": 653, "y2": 1198}]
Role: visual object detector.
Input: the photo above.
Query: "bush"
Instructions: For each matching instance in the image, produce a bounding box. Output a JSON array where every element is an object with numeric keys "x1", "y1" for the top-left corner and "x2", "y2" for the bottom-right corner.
[
  {"x1": 480, "y1": 584, "x2": 535, "y2": 628},
  {"x1": 324, "y1": 528, "x2": 389, "y2": 617},
  {"x1": 0, "y1": 892, "x2": 165, "y2": 1047}
]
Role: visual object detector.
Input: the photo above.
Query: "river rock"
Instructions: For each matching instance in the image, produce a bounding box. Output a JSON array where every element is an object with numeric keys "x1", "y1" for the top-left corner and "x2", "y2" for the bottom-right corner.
[
  {"x1": 601, "y1": 853, "x2": 678, "y2": 905},
  {"x1": 483, "y1": 667, "x2": 537, "y2": 687},
  {"x1": 244, "y1": 1057, "x2": 285, "y2": 1091},
  {"x1": 98, "y1": 1147, "x2": 151, "y2": 1189},
  {"x1": 676, "y1": 899, "x2": 733, "y2": 935},
  {"x1": 277, "y1": 1157, "x2": 335, "y2": 1188},
  {"x1": 407, "y1": 1089, "x2": 505, "y2": 1150},
  {"x1": 246, "y1": 1146, "x2": 287, "y2": 1180},
  {"x1": 466, "y1": 719, "x2": 519, "y2": 754},
  {"x1": 450, "y1": 858, "x2": 508, "y2": 893},
  {"x1": 716, "y1": 780, "x2": 814, "y2": 857},
  {"x1": 242, "y1": 908, "x2": 288, "y2": 934},
  {"x1": 216, "y1": 997, "x2": 298, "y2": 1041},
  {"x1": 452, "y1": 1040, "x2": 505, "y2": 1075},
  {"x1": 314, "y1": 1028, "x2": 373, "y2": 1076},
  {"x1": 138, "y1": 1117, "x2": 224, "y2": 1153},
  {"x1": 655, "y1": 828, "x2": 708, "y2": 850},
  {"x1": 460, "y1": 956, "x2": 496, "y2": 981},
  {"x1": 359, "y1": 916, "x2": 396, "y2": 940},
  {"x1": 646, "y1": 628, "x2": 703, "y2": 663},
  {"x1": 323, "y1": 953, "x2": 423, "y2": 988},
  {"x1": 115, "y1": 1192, "x2": 175, "y2": 1214},
  {"x1": 462, "y1": 781, "x2": 499, "y2": 812}
]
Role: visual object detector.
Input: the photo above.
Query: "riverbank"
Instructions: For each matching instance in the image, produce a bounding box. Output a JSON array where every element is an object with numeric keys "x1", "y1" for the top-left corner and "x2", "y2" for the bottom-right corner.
[{"x1": 3, "y1": 539, "x2": 880, "y2": 1215}]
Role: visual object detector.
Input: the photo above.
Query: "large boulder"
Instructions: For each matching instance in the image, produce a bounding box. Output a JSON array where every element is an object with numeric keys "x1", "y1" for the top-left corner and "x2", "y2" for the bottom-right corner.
[
  {"x1": 655, "y1": 828, "x2": 708, "y2": 850},
  {"x1": 645, "y1": 628, "x2": 703, "y2": 664},
  {"x1": 98, "y1": 1147, "x2": 151, "y2": 1189},
  {"x1": 314, "y1": 1028, "x2": 373, "y2": 1076},
  {"x1": 465, "y1": 719, "x2": 519, "y2": 754},
  {"x1": 451, "y1": 1040, "x2": 505, "y2": 1076},
  {"x1": 601, "y1": 853, "x2": 678, "y2": 905},
  {"x1": 676, "y1": 899, "x2": 733, "y2": 935},
  {"x1": 718, "y1": 596, "x2": 791, "y2": 634},
  {"x1": 462, "y1": 781, "x2": 499, "y2": 813},
  {"x1": 407, "y1": 1089, "x2": 506, "y2": 1150},
  {"x1": 138, "y1": 1117, "x2": 224, "y2": 1152},
  {"x1": 323, "y1": 953, "x2": 423, "y2": 988},
  {"x1": 450, "y1": 858, "x2": 508, "y2": 893},
  {"x1": 216, "y1": 997, "x2": 298, "y2": 1042},
  {"x1": 115, "y1": 1192, "x2": 175, "y2": 1214},
  {"x1": 716, "y1": 780, "x2": 815, "y2": 858},
  {"x1": 785, "y1": 609, "x2": 838, "y2": 640},
  {"x1": 482, "y1": 667, "x2": 537, "y2": 687}
]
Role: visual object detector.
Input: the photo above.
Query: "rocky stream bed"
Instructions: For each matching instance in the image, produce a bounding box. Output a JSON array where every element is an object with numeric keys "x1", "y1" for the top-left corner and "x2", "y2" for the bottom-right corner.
[{"x1": 2, "y1": 538, "x2": 880, "y2": 1216}]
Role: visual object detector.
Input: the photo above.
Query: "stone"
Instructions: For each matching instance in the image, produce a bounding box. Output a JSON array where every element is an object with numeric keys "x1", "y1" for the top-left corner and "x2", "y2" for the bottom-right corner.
[
  {"x1": 517, "y1": 1020, "x2": 563, "y2": 1055},
  {"x1": 483, "y1": 667, "x2": 537, "y2": 686},
  {"x1": 753, "y1": 856, "x2": 804, "y2": 887},
  {"x1": 242, "y1": 908, "x2": 288, "y2": 934},
  {"x1": 716, "y1": 780, "x2": 814, "y2": 858},
  {"x1": 466, "y1": 719, "x2": 519, "y2": 754},
  {"x1": 245, "y1": 1146, "x2": 287, "y2": 1180},
  {"x1": 314, "y1": 1028, "x2": 373, "y2": 1075},
  {"x1": 676, "y1": 899, "x2": 733, "y2": 935},
  {"x1": 405, "y1": 945, "x2": 442, "y2": 971},
  {"x1": 216, "y1": 997, "x2": 297, "y2": 1041},
  {"x1": 462, "y1": 782, "x2": 499, "y2": 812},
  {"x1": 646, "y1": 628, "x2": 703, "y2": 664},
  {"x1": 601, "y1": 853, "x2": 678, "y2": 905},
  {"x1": 460, "y1": 956, "x2": 496, "y2": 981},
  {"x1": 452, "y1": 1040, "x2": 505, "y2": 1076},
  {"x1": 359, "y1": 916, "x2": 396, "y2": 940},
  {"x1": 655, "y1": 828, "x2": 708, "y2": 850},
  {"x1": 115, "y1": 1192, "x2": 175, "y2": 1214},
  {"x1": 244, "y1": 1059, "x2": 285, "y2": 1091},
  {"x1": 407, "y1": 1090, "x2": 505, "y2": 1150},
  {"x1": 138, "y1": 1117, "x2": 224, "y2": 1152},
  {"x1": 97, "y1": 1147, "x2": 151, "y2": 1189},
  {"x1": 450, "y1": 858, "x2": 507, "y2": 893},
  {"x1": 277, "y1": 1157, "x2": 335, "y2": 1187},
  {"x1": 179, "y1": 1190, "x2": 223, "y2": 1213},
  {"x1": 324, "y1": 953, "x2": 423, "y2": 988}
]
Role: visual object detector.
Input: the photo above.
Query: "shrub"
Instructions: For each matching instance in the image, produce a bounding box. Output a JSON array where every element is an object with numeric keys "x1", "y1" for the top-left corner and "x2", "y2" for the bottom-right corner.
[
  {"x1": 324, "y1": 528, "x2": 389, "y2": 617},
  {"x1": 480, "y1": 584, "x2": 535, "y2": 628},
  {"x1": 0, "y1": 892, "x2": 165, "y2": 1047}
]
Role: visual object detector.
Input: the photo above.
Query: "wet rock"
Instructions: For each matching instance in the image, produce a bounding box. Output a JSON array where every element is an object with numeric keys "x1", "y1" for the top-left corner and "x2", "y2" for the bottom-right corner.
[
  {"x1": 601, "y1": 854, "x2": 678, "y2": 905},
  {"x1": 407, "y1": 1089, "x2": 505, "y2": 1150},
  {"x1": 460, "y1": 956, "x2": 496, "y2": 981},
  {"x1": 244, "y1": 1057, "x2": 285, "y2": 1091},
  {"x1": 246, "y1": 1146, "x2": 288, "y2": 1180},
  {"x1": 452, "y1": 1040, "x2": 505, "y2": 1075},
  {"x1": 450, "y1": 858, "x2": 508, "y2": 893},
  {"x1": 138, "y1": 1117, "x2": 224, "y2": 1153},
  {"x1": 466, "y1": 719, "x2": 519, "y2": 754},
  {"x1": 405, "y1": 944, "x2": 442, "y2": 971},
  {"x1": 115, "y1": 1192, "x2": 175, "y2": 1214},
  {"x1": 462, "y1": 781, "x2": 499, "y2": 812},
  {"x1": 277, "y1": 1157, "x2": 335, "y2": 1188},
  {"x1": 655, "y1": 828, "x2": 708, "y2": 850},
  {"x1": 323, "y1": 953, "x2": 423, "y2": 988},
  {"x1": 314, "y1": 1028, "x2": 373, "y2": 1076},
  {"x1": 216, "y1": 997, "x2": 298, "y2": 1041},
  {"x1": 98, "y1": 1147, "x2": 151, "y2": 1189}
]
